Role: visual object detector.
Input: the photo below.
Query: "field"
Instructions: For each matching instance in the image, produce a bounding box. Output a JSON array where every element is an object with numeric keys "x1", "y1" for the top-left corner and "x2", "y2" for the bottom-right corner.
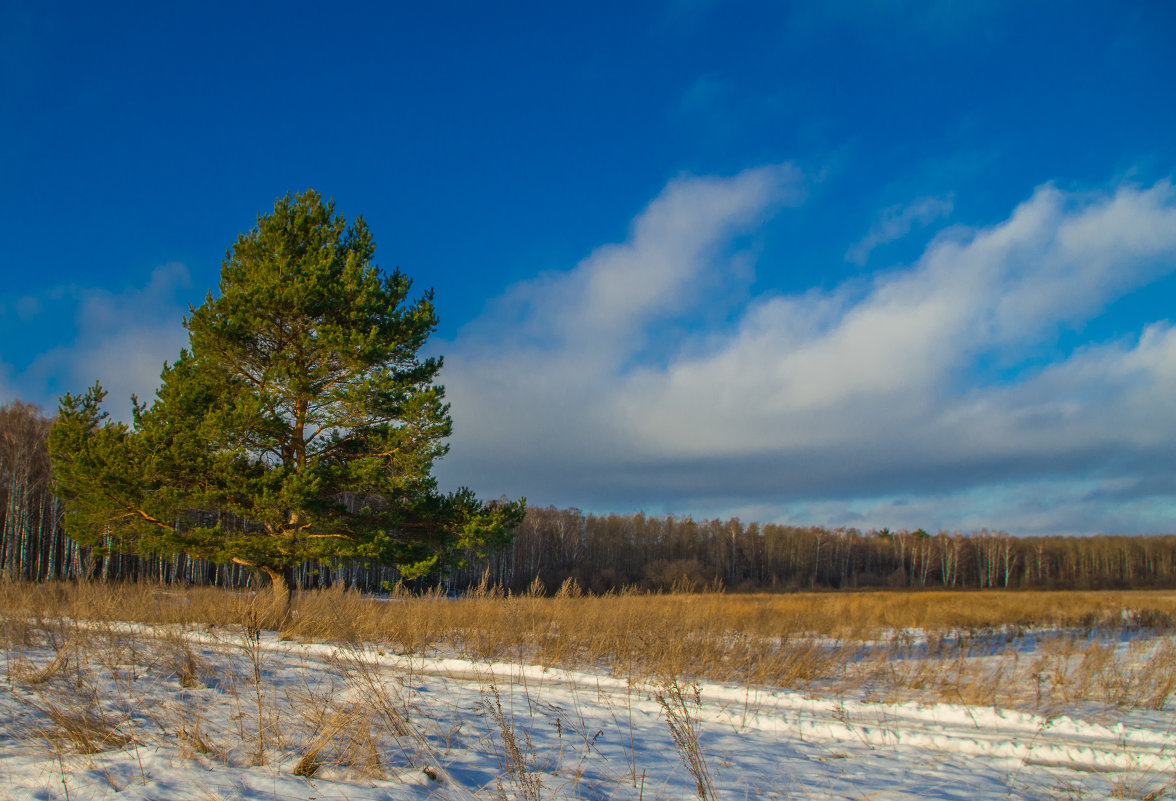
[{"x1": 1, "y1": 582, "x2": 1174, "y2": 800}]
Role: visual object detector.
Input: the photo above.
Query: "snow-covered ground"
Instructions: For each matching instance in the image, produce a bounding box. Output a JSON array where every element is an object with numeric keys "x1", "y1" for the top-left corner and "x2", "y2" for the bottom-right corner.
[{"x1": 1, "y1": 623, "x2": 1173, "y2": 800}]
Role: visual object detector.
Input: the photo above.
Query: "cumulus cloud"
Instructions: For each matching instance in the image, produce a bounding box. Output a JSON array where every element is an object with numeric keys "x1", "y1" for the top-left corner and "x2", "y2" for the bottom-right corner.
[
  {"x1": 461, "y1": 164, "x2": 801, "y2": 358},
  {"x1": 437, "y1": 173, "x2": 1176, "y2": 533},
  {"x1": 845, "y1": 194, "x2": 954, "y2": 265},
  {"x1": 12, "y1": 263, "x2": 194, "y2": 420},
  {"x1": 437, "y1": 165, "x2": 800, "y2": 477}
]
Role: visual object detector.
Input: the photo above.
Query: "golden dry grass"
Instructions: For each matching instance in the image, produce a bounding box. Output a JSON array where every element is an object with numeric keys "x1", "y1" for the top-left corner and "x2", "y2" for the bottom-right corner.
[
  {"x1": 1, "y1": 580, "x2": 1174, "y2": 710},
  {"x1": 6, "y1": 579, "x2": 1175, "y2": 635}
]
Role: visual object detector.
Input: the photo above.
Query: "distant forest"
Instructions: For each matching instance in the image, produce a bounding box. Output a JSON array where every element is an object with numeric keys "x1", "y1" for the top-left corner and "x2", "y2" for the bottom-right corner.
[{"x1": 4, "y1": 400, "x2": 1175, "y2": 593}]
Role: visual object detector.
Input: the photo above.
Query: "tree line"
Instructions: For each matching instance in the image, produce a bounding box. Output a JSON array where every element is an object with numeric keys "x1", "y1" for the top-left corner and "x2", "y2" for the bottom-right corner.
[
  {"x1": 452, "y1": 506, "x2": 1176, "y2": 593},
  {"x1": 6, "y1": 399, "x2": 1175, "y2": 593}
]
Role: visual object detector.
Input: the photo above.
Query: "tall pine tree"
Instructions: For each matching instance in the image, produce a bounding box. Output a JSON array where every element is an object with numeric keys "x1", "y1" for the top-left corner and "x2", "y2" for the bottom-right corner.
[{"x1": 49, "y1": 190, "x2": 522, "y2": 613}]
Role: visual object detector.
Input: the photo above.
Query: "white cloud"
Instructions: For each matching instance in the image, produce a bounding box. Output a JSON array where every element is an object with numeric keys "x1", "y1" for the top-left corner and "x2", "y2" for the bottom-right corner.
[
  {"x1": 437, "y1": 174, "x2": 1176, "y2": 534},
  {"x1": 437, "y1": 164, "x2": 804, "y2": 468},
  {"x1": 439, "y1": 165, "x2": 803, "y2": 469},
  {"x1": 15, "y1": 263, "x2": 194, "y2": 420},
  {"x1": 845, "y1": 194, "x2": 953, "y2": 265},
  {"x1": 460, "y1": 164, "x2": 801, "y2": 357},
  {"x1": 622, "y1": 181, "x2": 1176, "y2": 456}
]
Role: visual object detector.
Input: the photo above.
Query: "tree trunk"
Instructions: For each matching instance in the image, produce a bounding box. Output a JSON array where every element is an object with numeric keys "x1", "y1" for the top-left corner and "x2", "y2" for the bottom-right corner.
[{"x1": 262, "y1": 565, "x2": 298, "y2": 628}]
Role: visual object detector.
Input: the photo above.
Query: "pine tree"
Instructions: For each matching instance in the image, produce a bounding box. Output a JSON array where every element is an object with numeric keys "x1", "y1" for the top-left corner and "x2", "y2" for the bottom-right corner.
[{"x1": 49, "y1": 190, "x2": 522, "y2": 615}]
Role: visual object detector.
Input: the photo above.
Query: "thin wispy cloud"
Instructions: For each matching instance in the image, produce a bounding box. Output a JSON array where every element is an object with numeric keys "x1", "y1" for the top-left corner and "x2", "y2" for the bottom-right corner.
[{"x1": 845, "y1": 194, "x2": 954, "y2": 265}]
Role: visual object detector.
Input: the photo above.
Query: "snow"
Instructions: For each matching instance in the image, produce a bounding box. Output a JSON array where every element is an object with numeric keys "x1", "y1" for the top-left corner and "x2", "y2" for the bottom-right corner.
[{"x1": 2, "y1": 622, "x2": 1173, "y2": 800}]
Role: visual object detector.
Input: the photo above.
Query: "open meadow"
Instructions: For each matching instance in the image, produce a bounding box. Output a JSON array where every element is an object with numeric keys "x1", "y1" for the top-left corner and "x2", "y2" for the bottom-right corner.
[{"x1": 1, "y1": 582, "x2": 1174, "y2": 800}]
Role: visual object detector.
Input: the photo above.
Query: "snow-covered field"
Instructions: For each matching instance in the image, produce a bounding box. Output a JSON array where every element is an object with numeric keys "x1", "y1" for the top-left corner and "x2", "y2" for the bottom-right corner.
[{"x1": 2, "y1": 622, "x2": 1173, "y2": 800}]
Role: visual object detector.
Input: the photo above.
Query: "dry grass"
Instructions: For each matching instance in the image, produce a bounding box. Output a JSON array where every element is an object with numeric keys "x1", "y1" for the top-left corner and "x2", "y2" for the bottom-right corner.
[
  {"x1": 292, "y1": 701, "x2": 386, "y2": 779},
  {"x1": 656, "y1": 679, "x2": 717, "y2": 801},
  {"x1": 12, "y1": 639, "x2": 71, "y2": 685},
  {"x1": 2, "y1": 580, "x2": 1175, "y2": 714},
  {"x1": 34, "y1": 699, "x2": 136, "y2": 754},
  {"x1": 483, "y1": 682, "x2": 544, "y2": 801},
  {"x1": 6, "y1": 580, "x2": 1174, "y2": 638}
]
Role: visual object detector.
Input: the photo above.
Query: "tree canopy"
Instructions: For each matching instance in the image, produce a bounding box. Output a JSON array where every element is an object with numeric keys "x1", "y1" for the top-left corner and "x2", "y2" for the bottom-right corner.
[{"x1": 49, "y1": 190, "x2": 523, "y2": 604}]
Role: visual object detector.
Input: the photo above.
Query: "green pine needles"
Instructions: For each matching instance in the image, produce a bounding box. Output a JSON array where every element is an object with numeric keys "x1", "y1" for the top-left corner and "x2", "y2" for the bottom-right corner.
[{"x1": 49, "y1": 190, "x2": 523, "y2": 608}]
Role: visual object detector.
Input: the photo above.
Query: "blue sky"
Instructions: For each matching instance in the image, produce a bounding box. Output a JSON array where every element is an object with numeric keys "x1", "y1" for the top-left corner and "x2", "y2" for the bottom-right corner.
[{"x1": 2, "y1": 1, "x2": 1175, "y2": 534}]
